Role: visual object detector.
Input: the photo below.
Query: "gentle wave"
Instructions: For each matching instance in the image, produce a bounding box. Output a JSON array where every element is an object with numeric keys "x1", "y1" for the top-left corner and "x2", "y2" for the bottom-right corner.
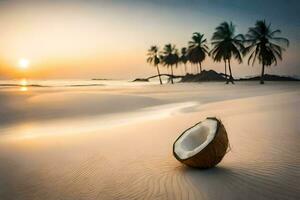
[{"x1": 0, "y1": 79, "x2": 159, "y2": 88}]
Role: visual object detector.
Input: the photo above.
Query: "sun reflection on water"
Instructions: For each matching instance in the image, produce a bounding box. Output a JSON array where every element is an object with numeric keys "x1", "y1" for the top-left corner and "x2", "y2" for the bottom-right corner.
[
  {"x1": 20, "y1": 86, "x2": 28, "y2": 91},
  {"x1": 19, "y1": 78, "x2": 28, "y2": 92}
]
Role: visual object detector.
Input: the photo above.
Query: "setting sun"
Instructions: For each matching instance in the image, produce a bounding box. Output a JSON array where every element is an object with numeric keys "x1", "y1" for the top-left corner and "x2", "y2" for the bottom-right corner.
[
  {"x1": 20, "y1": 78, "x2": 28, "y2": 86},
  {"x1": 19, "y1": 59, "x2": 29, "y2": 69}
]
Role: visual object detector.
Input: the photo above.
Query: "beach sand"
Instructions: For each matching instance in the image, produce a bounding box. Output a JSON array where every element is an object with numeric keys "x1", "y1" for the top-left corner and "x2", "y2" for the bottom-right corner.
[{"x1": 0, "y1": 82, "x2": 299, "y2": 200}]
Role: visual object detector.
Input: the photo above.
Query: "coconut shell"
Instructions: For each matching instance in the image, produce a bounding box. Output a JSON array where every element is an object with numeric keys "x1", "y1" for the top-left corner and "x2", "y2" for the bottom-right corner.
[{"x1": 173, "y1": 117, "x2": 229, "y2": 169}]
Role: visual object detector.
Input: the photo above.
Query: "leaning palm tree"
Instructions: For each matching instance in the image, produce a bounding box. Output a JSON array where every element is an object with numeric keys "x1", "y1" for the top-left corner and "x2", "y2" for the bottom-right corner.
[
  {"x1": 161, "y1": 44, "x2": 177, "y2": 84},
  {"x1": 188, "y1": 32, "x2": 209, "y2": 73},
  {"x1": 147, "y1": 46, "x2": 163, "y2": 85},
  {"x1": 210, "y1": 22, "x2": 245, "y2": 84},
  {"x1": 244, "y1": 20, "x2": 289, "y2": 84},
  {"x1": 180, "y1": 47, "x2": 188, "y2": 74}
]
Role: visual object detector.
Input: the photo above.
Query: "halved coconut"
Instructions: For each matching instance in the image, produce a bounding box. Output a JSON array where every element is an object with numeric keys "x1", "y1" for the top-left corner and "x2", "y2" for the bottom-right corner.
[{"x1": 173, "y1": 117, "x2": 228, "y2": 168}]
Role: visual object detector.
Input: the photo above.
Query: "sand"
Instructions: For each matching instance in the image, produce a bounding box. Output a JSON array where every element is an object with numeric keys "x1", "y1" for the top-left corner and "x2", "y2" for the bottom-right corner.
[{"x1": 0, "y1": 81, "x2": 299, "y2": 200}]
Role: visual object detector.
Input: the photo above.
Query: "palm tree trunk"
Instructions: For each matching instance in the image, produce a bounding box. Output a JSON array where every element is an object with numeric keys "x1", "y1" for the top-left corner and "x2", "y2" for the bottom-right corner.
[
  {"x1": 224, "y1": 60, "x2": 227, "y2": 82},
  {"x1": 156, "y1": 65, "x2": 162, "y2": 85},
  {"x1": 226, "y1": 59, "x2": 229, "y2": 84},
  {"x1": 199, "y1": 62, "x2": 202, "y2": 73},
  {"x1": 260, "y1": 63, "x2": 265, "y2": 84},
  {"x1": 170, "y1": 65, "x2": 174, "y2": 84},
  {"x1": 227, "y1": 59, "x2": 234, "y2": 84}
]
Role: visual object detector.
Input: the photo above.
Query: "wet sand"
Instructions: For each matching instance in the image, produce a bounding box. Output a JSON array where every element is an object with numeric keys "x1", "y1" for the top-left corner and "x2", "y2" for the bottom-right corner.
[{"x1": 0, "y1": 82, "x2": 299, "y2": 200}]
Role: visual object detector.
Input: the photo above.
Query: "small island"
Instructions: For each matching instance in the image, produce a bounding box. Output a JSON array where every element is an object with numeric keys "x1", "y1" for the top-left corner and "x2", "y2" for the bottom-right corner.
[{"x1": 133, "y1": 70, "x2": 299, "y2": 83}]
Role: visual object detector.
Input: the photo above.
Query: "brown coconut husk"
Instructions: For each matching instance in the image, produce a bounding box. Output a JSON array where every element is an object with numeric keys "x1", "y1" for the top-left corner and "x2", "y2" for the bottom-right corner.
[{"x1": 173, "y1": 117, "x2": 229, "y2": 169}]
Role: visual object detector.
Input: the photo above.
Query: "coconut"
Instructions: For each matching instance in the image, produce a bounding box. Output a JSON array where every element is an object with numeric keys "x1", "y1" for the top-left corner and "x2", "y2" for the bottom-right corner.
[{"x1": 173, "y1": 117, "x2": 229, "y2": 168}]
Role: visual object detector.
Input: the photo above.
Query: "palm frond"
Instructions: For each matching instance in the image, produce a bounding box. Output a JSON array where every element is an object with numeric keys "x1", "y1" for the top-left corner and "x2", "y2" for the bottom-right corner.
[
  {"x1": 211, "y1": 21, "x2": 245, "y2": 64},
  {"x1": 244, "y1": 20, "x2": 289, "y2": 67},
  {"x1": 271, "y1": 37, "x2": 289, "y2": 47}
]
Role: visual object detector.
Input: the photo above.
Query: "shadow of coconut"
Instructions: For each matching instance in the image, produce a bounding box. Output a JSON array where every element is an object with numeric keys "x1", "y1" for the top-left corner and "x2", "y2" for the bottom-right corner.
[
  {"x1": 179, "y1": 164, "x2": 298, "y2": 200},
  {"x1": 179, "y1": 166, "x2": 243, "y2": 199}
]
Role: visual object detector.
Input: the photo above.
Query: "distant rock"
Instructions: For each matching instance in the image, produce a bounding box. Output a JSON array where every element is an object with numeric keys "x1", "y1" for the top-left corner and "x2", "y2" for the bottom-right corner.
[
  {"x1": 132, "y1": 78, "x2": 149, "y2": 82},
  {"x1": 180, "y1": 70, "x2": 227, "y2": 82},
  {"x1": 238, "y1": 74, "x2": 299, "y2": 81},
  {"x1": 181, "y1": 70, "x2": 299, "y2": 82},
  {"x1": 91, "y1": 78, "x2": 112, "y2": 80}
]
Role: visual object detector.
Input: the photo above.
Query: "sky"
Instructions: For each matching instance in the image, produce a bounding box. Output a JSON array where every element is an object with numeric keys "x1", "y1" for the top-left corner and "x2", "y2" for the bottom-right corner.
[{"x1": 0, "y1": 0, "x2": 299, "y2": 79}]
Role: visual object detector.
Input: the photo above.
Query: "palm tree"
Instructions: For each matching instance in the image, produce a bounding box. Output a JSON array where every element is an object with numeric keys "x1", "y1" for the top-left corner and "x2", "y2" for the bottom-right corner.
[
  {"x1": 180, "y1": 47, "x2": 188, "y2": 74},
  {"x1": 210, "y1": 22, "x2": 245, "y2": 84},
  {"x1": 244, "y1": 20, "x2": 289, "y2": 84},
  {"x1": 147, "y1": 46, "x2": 163, "y2": 85},
  {"x1": 161, "y1": 44, "x2": 177, "y2": 84},
  {"x1": 188, "y1": 32, "x2": 209, "y2": 73},
  {"x1": 173, "y1": 48, "x2": 180, "y2": 74}
]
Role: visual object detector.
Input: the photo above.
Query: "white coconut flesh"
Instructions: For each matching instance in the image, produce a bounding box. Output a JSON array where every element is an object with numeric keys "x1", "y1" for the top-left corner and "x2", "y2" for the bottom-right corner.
[{"x1": 174, "y1": 119, "x2": 218, "y2": 160}]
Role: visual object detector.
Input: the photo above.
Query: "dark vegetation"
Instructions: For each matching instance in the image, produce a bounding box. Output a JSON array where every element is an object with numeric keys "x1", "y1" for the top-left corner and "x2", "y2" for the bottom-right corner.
[{"x1": 146, "y1": 20, "x2": 290, "y2": 84}]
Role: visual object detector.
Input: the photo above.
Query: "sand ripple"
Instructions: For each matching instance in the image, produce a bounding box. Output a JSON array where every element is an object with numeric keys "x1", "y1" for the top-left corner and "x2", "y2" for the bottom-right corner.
[{"x1": 0, "y1": 85, "x2": 299, "y2": 200}]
